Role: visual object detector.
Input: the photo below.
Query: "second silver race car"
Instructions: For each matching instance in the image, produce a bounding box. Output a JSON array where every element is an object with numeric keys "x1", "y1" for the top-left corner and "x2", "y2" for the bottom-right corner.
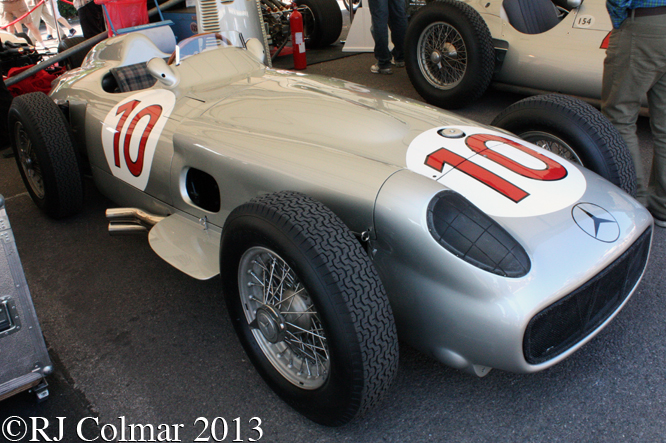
[{"x1": 405, "y1": 0, "x2": 620, "y2": 109}]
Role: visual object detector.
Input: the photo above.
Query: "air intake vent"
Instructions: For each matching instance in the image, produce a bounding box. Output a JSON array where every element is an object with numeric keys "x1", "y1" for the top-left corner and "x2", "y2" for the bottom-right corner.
[
  {"x1": 524, "y1": 226, "x2": 652, "y2": 365},
  {"x1": 199, "y1": 0, "x2": 220, "y2": 33},
  {"x1": 427, "y1": 191, "x2": 530, "y2": 278}
]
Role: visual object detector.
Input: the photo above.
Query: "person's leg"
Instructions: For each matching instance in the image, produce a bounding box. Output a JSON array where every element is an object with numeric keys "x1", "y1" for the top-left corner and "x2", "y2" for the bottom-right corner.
[
  {"x1": 38, "y1": 0, "x2": 58, "y2": 34},
  {"x1": 637, "y1": 17, "x2": 666, "y2": 222},
  {"x1": 0, "y1": 10, "x2": 12, "y2": 33},
  {"x1": 366, "y1": 0, "x2": 391, "y2": 71},
  {"x1": 5, "y1": 2, "x2": 45, "y2": 46},
  {"x1": 25, "y1": 0, "x2": 46, "y2": 45},
  {"x1": 387, "y1": 0, "x2": 407, "y2": 64},
  {"x1": 601, "y1": 24, "x2": 649, "y2": 204},
  {"x1": 647, "y1": 76, "x2": 666, "y2": 223},
  {"x1": 57, "y1": 17, "x2": 75, "y2": 34},
  {"x1": 1, "y1": 3, "x2": 26, "y2": 36},
  {"x1": 23, "y1": 21, "x2": 45, "y2": 46}
]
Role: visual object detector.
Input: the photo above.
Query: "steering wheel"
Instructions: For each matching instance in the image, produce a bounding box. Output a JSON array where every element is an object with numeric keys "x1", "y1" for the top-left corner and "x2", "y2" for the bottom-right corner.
[{"x1": 167, "y1": 33, "x2": 233, "y2": 65}]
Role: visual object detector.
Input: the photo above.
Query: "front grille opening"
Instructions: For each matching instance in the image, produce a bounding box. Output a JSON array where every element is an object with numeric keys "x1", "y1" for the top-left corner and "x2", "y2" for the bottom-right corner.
[{"x1": 523, "y1": 226, "x2": 652, "y2": 365}]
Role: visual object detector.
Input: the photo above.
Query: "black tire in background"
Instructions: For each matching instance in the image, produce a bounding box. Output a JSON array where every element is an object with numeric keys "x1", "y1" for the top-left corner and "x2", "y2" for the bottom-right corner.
[
  {"x1": 491, "y1": 94, "x2": 637, "y2": 196},
  {"x1": 405, "y1": 0, "x2": 495, "y2": 109},
  {"x1": 58, "y1": 36, "x2": 87, "y2": 70},
  {"x1": 8, "y1": 92, "x2": 83, "y2": 218},
  {"x1": 220, "y1": 191, "x2": 398, "y2": 426},
  {"x1": 295, "y1": 0, "x2": 343, "y2": 48}
]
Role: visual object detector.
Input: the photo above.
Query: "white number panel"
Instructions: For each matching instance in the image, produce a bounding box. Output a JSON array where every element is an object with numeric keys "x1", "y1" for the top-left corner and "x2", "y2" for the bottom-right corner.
[
  {"x1": 406, "y1": 126, "x2": 587, "y2": 218},
  {"x1": 101, "y1": 90, "x2": 176, "y2": 191}
]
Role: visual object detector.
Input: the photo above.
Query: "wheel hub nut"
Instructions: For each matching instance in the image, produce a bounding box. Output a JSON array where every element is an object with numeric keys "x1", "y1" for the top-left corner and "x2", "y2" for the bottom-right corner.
[
  {"x1": 256, "y1": 306, "x2": 286, "y2": 344},
  {"x1": 430, "y1": 50, "x2": 442, "y2": 64},
  {"x1": 443, "y1": 42, "x2": 457, "y2": 58}
]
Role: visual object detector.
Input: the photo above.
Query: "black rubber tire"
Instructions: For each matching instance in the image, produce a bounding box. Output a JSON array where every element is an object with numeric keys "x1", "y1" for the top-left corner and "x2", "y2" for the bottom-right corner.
[
  {"x1": 16, "y1": 32, "x2": 32, "y2": 46},
  {"x1": 295, "y1": 0, "x2": 343, "y2": 48},
  {"x1": 8, "y1": 92, "x2": 83, "y2": 218},
  {"x1": 491, "y1": 94, "x2": 637, "y2": 196},
  {"x1": 220, "y1": 191, "x2": 398, "y2": 426},
  {"x1": 405, "y1": 0, "x2": 495, "y2": 109},
  {"x1": 58, "y1": 36, "x2": 87, "y2": 70}
]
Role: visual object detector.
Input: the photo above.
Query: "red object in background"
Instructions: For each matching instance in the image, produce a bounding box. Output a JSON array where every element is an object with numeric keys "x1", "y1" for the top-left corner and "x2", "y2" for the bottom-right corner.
[
  {"x1": 5, "y1": 65, "x2": 65, "y2": 97},
  {"x1": 95, "y1": 0, "x2": 148, "y2": 37},
  {"x1": 290, "y1": 7, "x2": 306, "y2": 70}
]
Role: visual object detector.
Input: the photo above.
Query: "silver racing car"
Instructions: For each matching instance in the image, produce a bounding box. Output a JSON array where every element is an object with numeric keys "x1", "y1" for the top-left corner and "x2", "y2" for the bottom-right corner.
[
  {"x1": 405, "y1": 0, "x2": 621, "y2": 109},
  {"x1": 8, "y1": 29, "x2": 653, "y2": 425}
]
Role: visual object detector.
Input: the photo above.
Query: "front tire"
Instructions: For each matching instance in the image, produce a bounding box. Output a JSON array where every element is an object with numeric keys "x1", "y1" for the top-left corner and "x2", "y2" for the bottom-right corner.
[
  {"x1": 295, "y1": 0, "x2": 343, "y2": 48},
  {"x1": 220, "y1": 191, "x2": 398, "y2": 426},
  {"x1": 8, "y1": 92, "x2": 83, "y2": 218},
  {"x1": 491, "y1": 94, "x2": 637, "y2": 196},
  {"x1": 405, "y1": 0, "x2": 495, "y2": 109}
]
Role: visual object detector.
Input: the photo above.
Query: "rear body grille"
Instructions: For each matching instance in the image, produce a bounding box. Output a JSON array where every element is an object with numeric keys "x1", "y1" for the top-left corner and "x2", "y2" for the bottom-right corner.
[{"x1": 524, "y1": 227, "x2": 652, "y2": 365}]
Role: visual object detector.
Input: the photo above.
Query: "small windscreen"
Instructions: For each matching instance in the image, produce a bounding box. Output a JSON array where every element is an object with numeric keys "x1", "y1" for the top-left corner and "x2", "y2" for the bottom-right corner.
[{"x1": 175, "y1": 31, "x2": 245, "y2": 63}]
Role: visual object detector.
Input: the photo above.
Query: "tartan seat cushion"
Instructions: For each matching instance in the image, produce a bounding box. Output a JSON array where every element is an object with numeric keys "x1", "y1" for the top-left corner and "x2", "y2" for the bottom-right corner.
[{"x1": 110, "y1": 62, "x2": 157, "y2": 93}]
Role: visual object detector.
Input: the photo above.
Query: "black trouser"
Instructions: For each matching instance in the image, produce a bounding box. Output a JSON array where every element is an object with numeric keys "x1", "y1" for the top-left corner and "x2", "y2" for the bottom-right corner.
[{"x1": 78, "y1": 0, "x2": 105, "y2": 39}]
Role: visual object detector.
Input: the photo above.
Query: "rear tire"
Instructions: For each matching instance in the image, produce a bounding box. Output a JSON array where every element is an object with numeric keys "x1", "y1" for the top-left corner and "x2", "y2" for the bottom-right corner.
[
  {"x1": 405, "y1": 0, "x2": 495, "y2": 109},
  {"x1": 8, "y1": 92, "x2": 83, "y2": 218},
  {"x1": 491, "y1": 94, "x2": 637, "y2": 196},
  {"x1": 220, "y1": 191, "x2": 398, "y2": 426},
  {"x1": 58, "y1": 36, "x2": 87, "y2": 70},
  {"x1": 295, "y1": 0, "x2": 343, "y2": 48}
]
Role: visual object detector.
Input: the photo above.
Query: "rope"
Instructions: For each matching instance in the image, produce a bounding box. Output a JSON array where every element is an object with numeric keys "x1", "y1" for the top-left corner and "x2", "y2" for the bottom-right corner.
[
  {"x1": 0, "y1": 0, "x2": 46, "y2": 29},
  {"x1": 59, "y1": 0, "x2": 74, "y2": 5}
]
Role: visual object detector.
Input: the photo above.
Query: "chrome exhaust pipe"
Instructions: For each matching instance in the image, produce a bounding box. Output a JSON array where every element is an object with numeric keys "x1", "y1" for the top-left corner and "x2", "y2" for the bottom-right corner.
[
  {"x1": 108, "y1": 223, "x2": 148, "y2": 236},
  {"x1": 106, "y1": 208, "x2": 166, "y2": 235}
]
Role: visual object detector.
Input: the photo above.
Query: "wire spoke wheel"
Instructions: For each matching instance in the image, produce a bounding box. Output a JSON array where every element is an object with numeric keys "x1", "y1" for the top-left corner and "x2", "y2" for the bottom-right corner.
[
  {"x1": 418, "y1": 22, "x2": 467, "y2": 90},
  {"x1": 239, "y1": 246, "x2": 329, "y2": 389},
  {"x1": 520, "y1": 131, "x2": 584, "y2": 165},
  {"x1": 14, "y1": 121, "x2": 45, "y2": 199},
  {"x1": 221, "y1": 191, "x2": 398, "y2": 425},
  {"x1": 405, "y1": 0, "x2": 494, "y2": 109}
]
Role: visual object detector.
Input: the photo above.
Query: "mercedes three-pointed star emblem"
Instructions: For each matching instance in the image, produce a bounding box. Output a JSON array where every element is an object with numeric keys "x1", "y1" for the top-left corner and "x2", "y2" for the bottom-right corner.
[{"x1": 572, "y1": 203, "x2": 620, "y2": 243}]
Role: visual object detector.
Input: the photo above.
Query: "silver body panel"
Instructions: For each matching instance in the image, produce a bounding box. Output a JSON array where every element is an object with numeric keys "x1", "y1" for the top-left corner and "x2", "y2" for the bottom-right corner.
[
  {"x1": 463, "y1": 0, "x2": 618, "y2": 102},
  {"x1": 49, "y1": 32, "x2": 652, "y2": 375}
]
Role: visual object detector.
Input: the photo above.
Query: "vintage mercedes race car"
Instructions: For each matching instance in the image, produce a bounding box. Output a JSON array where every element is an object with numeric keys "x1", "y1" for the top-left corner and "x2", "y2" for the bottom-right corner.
[
  {"x1": 405, "y1": 0, "x2": 621, "y2": 109},
  {"x1": 8, "y1": 29, "x2": 653, "y2": 426}
]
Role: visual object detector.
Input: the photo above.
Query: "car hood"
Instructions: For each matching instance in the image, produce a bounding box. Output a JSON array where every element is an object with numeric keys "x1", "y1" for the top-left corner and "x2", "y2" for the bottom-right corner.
[{"x1": 198, "y1": 71, "x2": 477, "y2": 168}]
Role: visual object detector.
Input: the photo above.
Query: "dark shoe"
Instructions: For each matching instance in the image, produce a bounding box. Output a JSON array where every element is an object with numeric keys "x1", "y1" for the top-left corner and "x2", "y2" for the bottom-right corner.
[
  {"x1": 46, "y1": 34, "x2": 54, "y2": 40},
  {"x1": 69, "y1": 28, "x2": 76, "y2": 36},
  {"x1": 371, "y1": 64, "x2": 392, "y2": 75},
  {"x1": 391, "y1": 58, "x2": 405, "y2": 68}
]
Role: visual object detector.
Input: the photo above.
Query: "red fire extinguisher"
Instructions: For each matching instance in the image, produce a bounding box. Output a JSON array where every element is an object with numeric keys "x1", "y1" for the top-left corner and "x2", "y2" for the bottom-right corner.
[{"x1": 290, "y1": 5, "x2": 307, "y2": 70}]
